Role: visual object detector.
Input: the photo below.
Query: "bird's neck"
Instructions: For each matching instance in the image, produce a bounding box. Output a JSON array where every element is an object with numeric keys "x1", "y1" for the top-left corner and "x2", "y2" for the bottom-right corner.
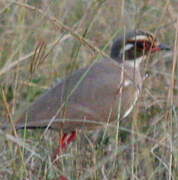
[
  {"x1": 120, "y1": 56, "x2": 145, "y2": 91},
  {"x1": 123, "y1": 55, "x2": 146, "y2": 68}
]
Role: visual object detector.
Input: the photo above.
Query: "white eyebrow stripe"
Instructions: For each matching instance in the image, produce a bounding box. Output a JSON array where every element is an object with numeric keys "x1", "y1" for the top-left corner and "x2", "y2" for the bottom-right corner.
[
  {"x1": 124, "y1": 43, "x2": 134, "y2": 51},
  {"x1": 130, "y1": 35, "x2": 147, "y2": 41}
]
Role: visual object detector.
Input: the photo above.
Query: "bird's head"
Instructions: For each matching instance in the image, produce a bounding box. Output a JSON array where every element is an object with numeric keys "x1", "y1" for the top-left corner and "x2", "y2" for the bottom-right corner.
[{"x1": 111, "y1": 30, "x2": 170, "y2": 67}]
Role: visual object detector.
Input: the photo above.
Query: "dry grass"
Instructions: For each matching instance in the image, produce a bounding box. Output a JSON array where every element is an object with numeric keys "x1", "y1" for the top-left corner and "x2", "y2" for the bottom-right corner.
[{"x1": 0, "y1": 0, "x2": 177, "y2": 179}]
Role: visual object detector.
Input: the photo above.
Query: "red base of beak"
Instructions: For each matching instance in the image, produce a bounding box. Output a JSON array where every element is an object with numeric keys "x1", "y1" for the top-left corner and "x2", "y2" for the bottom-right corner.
[{"x1": 151, "y1": 47, "x2": 161, "y2": 52}]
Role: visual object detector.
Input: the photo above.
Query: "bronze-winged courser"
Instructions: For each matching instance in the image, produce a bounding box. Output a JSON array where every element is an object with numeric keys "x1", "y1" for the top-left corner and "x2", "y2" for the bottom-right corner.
[{"x1": 2, "y1": 30, "x2": 170, "y2": 152}]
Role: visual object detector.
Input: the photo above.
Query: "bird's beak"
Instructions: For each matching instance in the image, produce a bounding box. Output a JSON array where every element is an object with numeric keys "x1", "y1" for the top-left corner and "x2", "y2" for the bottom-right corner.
[
  {"x1": 151, "y1": 43, "x2": 171, "y2": 52},
  {"x1": 158, "y1": 43, "x2": 171, "y2": 51}
]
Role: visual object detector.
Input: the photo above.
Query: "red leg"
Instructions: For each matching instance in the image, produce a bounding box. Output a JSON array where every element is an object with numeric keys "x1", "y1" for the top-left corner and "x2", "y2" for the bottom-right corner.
[
  {"x1": 55, "y1": 132, "x2": 77, "y2": 180},
  {"x1": 60, "y1": 131, "x2": 77, "y2": 151},
  {"x1": 60, "y1": 133, "x2": 68, "y2": 150},
  {"x1": 66, "y1": 131, "x2": 77, "y2": 146},
  {"x1": 53, "y1": 131, "x2": 77, "y2": 158},
  {"x1": 59, "y1": 175, "x2": 69, "y2": 180}
]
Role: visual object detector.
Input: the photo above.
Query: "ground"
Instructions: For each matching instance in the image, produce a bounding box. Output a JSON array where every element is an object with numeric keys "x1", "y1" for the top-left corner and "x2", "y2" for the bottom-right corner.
[{"x1": 0, "y1": 0, "x2": 177, "y2": 179}]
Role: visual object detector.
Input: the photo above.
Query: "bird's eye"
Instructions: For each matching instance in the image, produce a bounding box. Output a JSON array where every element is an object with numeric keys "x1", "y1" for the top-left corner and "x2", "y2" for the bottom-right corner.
[
  {"x1": 136, "y1": 41, "x2": 145, "y2": 49},
  {"x1": 136, "y1": 41, "x2": 153, "y2": 50},
  {"x1": 144, "y1": 41, "x2": 152, "y2": 49},
  {"x1": 127, "y1": 39, "x2": 156, "y2": 52}
]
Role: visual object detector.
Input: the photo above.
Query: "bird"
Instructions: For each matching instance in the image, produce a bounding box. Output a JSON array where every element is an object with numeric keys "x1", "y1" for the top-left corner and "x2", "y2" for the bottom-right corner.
[{"x1": 2, "y1": 30, "x2": 170, "y2": 154}]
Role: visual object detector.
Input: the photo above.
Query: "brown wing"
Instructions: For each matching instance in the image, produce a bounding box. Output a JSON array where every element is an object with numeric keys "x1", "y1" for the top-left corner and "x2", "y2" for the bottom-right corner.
[{"x1": 16, "y1": 59, "x2": 139, "y2": 132}]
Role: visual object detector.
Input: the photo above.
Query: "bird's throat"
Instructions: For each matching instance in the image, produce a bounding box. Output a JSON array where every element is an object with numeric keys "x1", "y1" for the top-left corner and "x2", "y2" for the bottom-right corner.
[{"x1": 123, "y1": 55, "x2": 146, "y2": 68}]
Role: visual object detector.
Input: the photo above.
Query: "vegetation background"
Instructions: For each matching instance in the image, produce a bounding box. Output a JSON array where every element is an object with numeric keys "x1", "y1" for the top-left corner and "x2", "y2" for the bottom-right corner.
[{"x1": 0, "y1": 0, "x2": 177, "y2": 179}]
